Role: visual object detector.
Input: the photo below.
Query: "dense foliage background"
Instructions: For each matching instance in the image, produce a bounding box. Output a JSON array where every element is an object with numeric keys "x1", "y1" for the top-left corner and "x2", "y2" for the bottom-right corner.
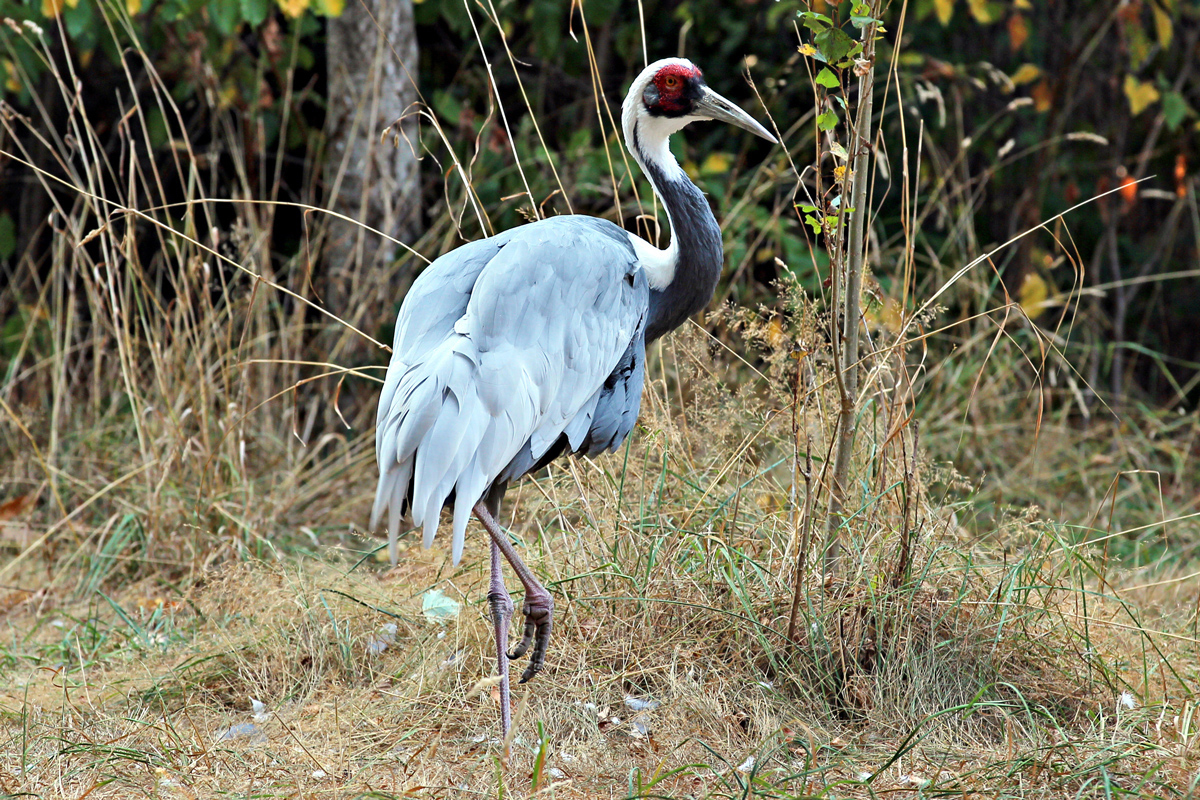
[{"x1": 3, "y1": 0, "x2": 1197, "y2": 406}]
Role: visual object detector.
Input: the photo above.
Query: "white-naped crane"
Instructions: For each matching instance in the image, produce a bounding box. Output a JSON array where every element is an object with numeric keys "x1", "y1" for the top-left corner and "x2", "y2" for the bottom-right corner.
[{"x1": 371, "y1": 57, "x2": 776, "y2": 737}]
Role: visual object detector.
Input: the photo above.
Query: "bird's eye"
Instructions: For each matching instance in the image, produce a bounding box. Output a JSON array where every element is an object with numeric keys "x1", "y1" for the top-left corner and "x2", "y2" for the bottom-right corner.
[{"x1": 663, "y1": 75, "x2": 679, "y2": 89}]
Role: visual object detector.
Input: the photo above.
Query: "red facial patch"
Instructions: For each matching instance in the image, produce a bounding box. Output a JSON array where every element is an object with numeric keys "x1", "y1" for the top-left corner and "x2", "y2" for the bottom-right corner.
[
  {"x1": 650, "y1": 63, "x2": 702, "y2": 115},
  {"x1": 653, "y1": 63, "x2": 702, "y2": 95}
]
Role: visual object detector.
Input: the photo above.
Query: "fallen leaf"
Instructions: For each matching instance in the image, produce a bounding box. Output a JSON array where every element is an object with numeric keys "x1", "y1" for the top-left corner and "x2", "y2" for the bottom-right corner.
[
  {"x1": 0, "y1": 589, "x2": 33, "y2": 615},
  {"x1": 0, "y1": 492, "x2": 36, "y2": 522},
  {"x1": 421, "y1": 589, "x2": 460, "y2": 623}
]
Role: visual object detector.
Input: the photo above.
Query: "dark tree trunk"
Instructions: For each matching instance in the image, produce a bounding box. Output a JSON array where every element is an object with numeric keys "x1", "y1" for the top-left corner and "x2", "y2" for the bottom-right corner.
[{"x1": 324, "y1": 0, "x2": 419, "y2": 310}]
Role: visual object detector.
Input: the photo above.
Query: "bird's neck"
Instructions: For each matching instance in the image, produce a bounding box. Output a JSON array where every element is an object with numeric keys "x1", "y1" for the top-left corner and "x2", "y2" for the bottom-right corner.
[{"x1": 627, "y1": 120, "x2": 724, "y2": 343}]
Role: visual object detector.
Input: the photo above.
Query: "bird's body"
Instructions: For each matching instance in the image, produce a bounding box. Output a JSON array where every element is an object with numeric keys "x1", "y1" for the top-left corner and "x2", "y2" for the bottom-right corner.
[
  {"x1": 372, "y1": 215, "x2": 649, "y2": 564},
  {"x1": 372, "y1": 57, "x2": 775, "y2": 739}
]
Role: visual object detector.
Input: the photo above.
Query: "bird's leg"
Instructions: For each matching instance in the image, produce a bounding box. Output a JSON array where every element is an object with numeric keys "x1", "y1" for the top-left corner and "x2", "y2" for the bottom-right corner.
[
  {"x1": 473, "y1": 501, "x2": 554, "y2": 684},
  {"x1": 487, "y1": 539, "x2": 514, "y2": 737}
]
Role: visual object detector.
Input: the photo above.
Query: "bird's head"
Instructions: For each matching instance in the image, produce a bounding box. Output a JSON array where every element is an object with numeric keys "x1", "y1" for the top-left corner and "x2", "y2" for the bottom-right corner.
[{"x1": 622, "y1": 58, "x2": 777, "y2": 153}]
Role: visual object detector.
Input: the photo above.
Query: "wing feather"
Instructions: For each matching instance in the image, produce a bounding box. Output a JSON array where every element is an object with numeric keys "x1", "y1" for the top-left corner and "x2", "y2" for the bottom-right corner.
[{"x1": 373, "y1": 216, "x2": 648, "y2": 564}]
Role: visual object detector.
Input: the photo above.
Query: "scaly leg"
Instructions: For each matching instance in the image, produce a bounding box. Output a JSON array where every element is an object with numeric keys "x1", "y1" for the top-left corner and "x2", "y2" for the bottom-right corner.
[
  {"x1": 473, "y1": 501, "x2": 554, "y2": 683},
  {"x1": 487, "y1": 539, "x2": 514, "y2": 736}
]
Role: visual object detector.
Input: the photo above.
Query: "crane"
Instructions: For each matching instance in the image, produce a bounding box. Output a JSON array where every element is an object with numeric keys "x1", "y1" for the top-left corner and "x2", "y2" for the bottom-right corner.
[{"x1": 371, "y1": 57, "x2": 776, "y2": 737}]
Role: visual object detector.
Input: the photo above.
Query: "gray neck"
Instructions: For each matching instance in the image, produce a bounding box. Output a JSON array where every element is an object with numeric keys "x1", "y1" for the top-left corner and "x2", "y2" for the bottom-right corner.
[{"x1": 636, "y1": 135, "x2": 724, "y2": 342}]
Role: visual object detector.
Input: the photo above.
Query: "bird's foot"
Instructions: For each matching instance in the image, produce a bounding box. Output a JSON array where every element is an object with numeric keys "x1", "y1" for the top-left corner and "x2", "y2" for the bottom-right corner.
[{"x1": 507, "y1": 591, "x2": 553, "y2": 683}]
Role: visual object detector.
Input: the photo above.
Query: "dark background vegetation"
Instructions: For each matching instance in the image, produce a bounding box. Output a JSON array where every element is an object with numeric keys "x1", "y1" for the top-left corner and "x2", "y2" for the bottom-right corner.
[
  {"x1": 3, "y1": 0, "x2": 1197, "y2": 406},
  {"x1": 1, "y1": 0, "x2": 1198, "y2": 567}
]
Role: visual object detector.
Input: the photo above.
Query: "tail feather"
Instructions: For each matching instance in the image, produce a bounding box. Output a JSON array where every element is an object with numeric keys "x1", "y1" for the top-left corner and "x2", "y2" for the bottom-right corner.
[
  {"x1": 421, "y1": 488, "x2": 441, "y2": 550},
  {"x1": 387, "y1": 459, "x2": 411, "y2": 563},
  {"x1": 427, "y1": 402, "x2": 489, "y2": 521},
  {"x1": 415, "y1": 361, "x2": 489, "y2": 517},
  {"x1": 410, "y1": 394, "x2": 455, "y2": 527},
  {"x1": 392, "y1": 380, "x2": 441, "y2": 466},
  {"x1": 373, "y1": 335, "x2": 530, "y2": 566},
  {"x1": 451, "y1": 462, "x2": 488, "y2": 565}
]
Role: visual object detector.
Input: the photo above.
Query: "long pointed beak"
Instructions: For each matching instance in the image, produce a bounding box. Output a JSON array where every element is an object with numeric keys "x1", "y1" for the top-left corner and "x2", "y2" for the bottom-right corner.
[{"x1": 694, "y1": 86, "x2": 778, "y2": 144}]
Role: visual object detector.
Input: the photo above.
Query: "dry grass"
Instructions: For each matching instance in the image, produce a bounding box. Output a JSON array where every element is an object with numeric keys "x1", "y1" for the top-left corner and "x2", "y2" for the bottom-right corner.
[
  {"x1": 3, "y1": 5, "x2": 1200, "y2": 799},
  {"x1": 2, "y1": 485, "x2": 1198, "y2": 797},
  {"x1": 2, "y1": 315, "x2": 1198, "y2": 796}
]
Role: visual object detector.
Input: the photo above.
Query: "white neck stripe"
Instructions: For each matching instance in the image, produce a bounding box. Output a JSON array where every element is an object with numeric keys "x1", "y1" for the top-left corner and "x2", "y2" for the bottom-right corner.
[{"x1": 620, "y1": 58, "x2": 702, "y2": 290}]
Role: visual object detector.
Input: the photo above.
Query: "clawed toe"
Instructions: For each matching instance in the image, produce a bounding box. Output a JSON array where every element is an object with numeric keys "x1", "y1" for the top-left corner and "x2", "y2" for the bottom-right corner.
[{"x1": 506, "y1": 595, "x2": 553, "y2": 683}]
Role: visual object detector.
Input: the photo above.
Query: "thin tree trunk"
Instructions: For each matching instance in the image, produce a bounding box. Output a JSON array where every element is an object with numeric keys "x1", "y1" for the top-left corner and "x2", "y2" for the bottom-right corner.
[
  {"x1": 825, "y1": 10, "x2": 879, "y2": 577},
  {"x1": 324, "y1": 0, "x2": 419, "y2": 310}
]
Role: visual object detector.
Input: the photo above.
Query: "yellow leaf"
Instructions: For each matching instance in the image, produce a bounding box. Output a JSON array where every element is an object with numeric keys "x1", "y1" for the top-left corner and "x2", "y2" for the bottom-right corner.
[
  {"x1": 1013, "y1": 0, "x2": 1032, "y2": 8},
  {"x1": 277, "y1": 0, "x2": 309, "y2": 18},
  {"x1": 862, "y1": 296, "x2": 902, "y2": 333},
  {"x1": 1007, "y1": 14, "x2": 1028, "y2": 51},
  {"x1": 3, "y1": 60, "x2": 18, "y2": 93},
  {"x1": 880, "y1": 297, "x2": 903, "y2": 332},
  {"x1": 316, "y1": 0, "x2": 344, "y2": 14},
  {"x1": 1011, "y1": 64, "x2": 1040, "y2": 86},
  {"x1": 1126, "y1": 17, "x2": 1150, "y2": 67},
  {"x1": 1123, "y1": 76, "x2": 1160, "y2": 116},
  {"x1": 756, "y1": 493, "x2": 781, "y2": 511},
  {"x1": 967, "y1": 0, "x2": 994, "y2": 24},
  {"x1": 1153, "y1": 3, "x2": 1172, "y2": 48},
  {"x1": 1031, "y1": 80, "x2": 1053, "y2": 113},
  {"x1": 1018, "y1": 272, "x2": 1049, "y2": 320},
  {"x1": 933, "y1": 0, "x2": 953, "y2": 26},
  {"x1": 126, "y1": 0, "x2": 142, "y2": 14},
  {"x1": 41, "y1": 0, "x2": 65, "y2": 17},
  {"x1": 700, "y1": 152, "x2": 731, "y2": 176},
  {"x1": 766, "y1": 317, "x2": 785, "y2": 349}
]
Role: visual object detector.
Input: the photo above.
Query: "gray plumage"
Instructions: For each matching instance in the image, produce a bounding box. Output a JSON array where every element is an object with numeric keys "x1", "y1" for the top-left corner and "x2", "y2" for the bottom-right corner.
[
  {"x1": 369, "y1": 58, "x2": 776, "y2": 737},
  {"x1": 371, "y1": 215, "x2": 648, "y2": 565}
]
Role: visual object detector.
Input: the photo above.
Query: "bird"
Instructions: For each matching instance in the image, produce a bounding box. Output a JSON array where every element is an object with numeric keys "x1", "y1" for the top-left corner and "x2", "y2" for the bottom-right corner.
[{"x1": 371, "y1": 57, "x2": 776, "y2": 738}]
